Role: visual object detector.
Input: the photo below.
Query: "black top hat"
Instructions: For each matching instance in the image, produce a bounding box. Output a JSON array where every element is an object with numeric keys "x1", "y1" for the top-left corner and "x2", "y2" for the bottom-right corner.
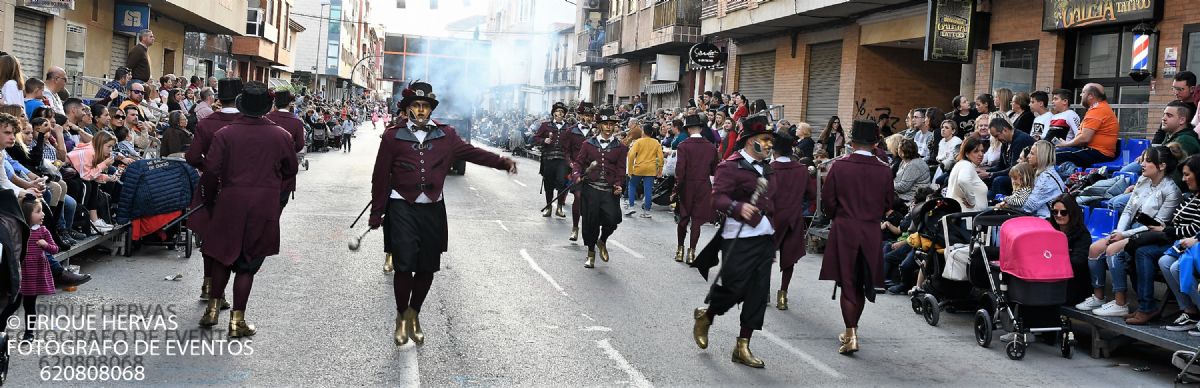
[
  {"x1": 576, "y1": 102, "x2": 595, "y2": 115},
  {"x1": 681, "y1": 114, "x2": 705, "y2": 129},
  {"x1": 398, "y1": 81, "x2": 439, "y2": 112},
  {"x1": 551, "y1": 102, "x2": 568, "y2": 114},
  {"x1": 773, "y1": 125, "x2": 797, "y2": 157},
  {"x1": 596, "y1": 107, "x2": 620, "y2": 123},
  {"x1": 272, "y1": 89, "x2": 295, "y2": 108},
  {"x1": 217, "y1": 78, "x2": 243, "y2": 103},
  {"x1": 236, "y1": 81, "x2": 274, "y2": 117},
  {"x1": 735, "y1": 115, "x2": 774, "y2": 149},
  {"x1": 850, "y1": 120, "x2": 880, "y2": 145}
]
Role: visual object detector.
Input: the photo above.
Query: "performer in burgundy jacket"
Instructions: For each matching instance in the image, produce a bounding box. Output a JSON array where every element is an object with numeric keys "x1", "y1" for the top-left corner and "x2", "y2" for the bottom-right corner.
[
  {"x1": 368, "y1": 82, "x2": 517, "y2": 346},
  {"x1": 565, "y1": 102, "x2": 594, "y2": 241},
  {"x1": 819, "y1": 120, "x2": 893, "y2": 354},
  {"x1": 185, "y1": 77, "x2": 241, "y2": 309},
  {"x1": 197, "y1": 81, "x2": 299, "y2": 337},
  {"x1": 769, "y1": 125, "x2": 815, "y2": 311},
  {"x1": 572, "y1": 107, "x2": 627, "y2": 268},
  {"x1": 534, "y1": 102, "x2": 572, "y2": 218},
  {"x1": 690, "y1": 115, "x2": 777, "y2": 368},
  {"x1": 672, "y1": 114, "x2": 717, "y2": 264},
  {"x1": 264, "y1": 89, "x2": 307, "y2": 208}
]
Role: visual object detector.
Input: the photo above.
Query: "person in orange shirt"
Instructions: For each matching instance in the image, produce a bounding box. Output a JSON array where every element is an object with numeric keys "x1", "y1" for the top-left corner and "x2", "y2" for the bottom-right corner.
[{"x1": 1055, "y1": 83, "x2": 1119, "y2": 167}]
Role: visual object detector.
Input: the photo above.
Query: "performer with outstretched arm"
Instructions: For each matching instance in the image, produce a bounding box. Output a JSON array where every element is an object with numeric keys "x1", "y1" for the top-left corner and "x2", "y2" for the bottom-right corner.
[{"x1": 368, "y1": 82, "x2": 518, "y2": 346}]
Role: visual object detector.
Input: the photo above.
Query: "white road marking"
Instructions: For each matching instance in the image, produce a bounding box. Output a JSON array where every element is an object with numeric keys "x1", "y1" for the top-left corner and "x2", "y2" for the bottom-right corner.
[
  {"x1": 520, "y1": 249, "x2": 568, "y2": 296},
  {"x1": 469, "y1": 186, "x2": 478, "y2": 191},
  {"x1": 512, "y1": 179, "x2": 527, "y2": 187},
  {"x1": 494, "y1": 220, "x2": 510, "y2": 232},
  {"x1": 596, "y1": 339, "x2": 653, "y2": 388},
  {"x1": 581, "y1": 313, "x2": 596, "y2": 322},
  {"x1": 607, "y1": 240, "x2": 644, "y2": 259},
  {"x1": 401, "y1": 347, "x2": 420, "y2": 386},
  {"x1": 758, "y1": 330, "x2": 844, "y2": 378},
  {"x1": 580, "y1": 326, "x2": 612, "y2": 332}
]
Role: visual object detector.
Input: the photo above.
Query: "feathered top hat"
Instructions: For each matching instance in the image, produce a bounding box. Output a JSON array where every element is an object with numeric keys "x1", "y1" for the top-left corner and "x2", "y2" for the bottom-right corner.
[
  {"x1": 596, "y1": 107, "x2": 619, "y2": 123},
  {"x1": 576, "y1": 102, "x2": 595, "y2": 116},
  {"x1": 236, "y1": 81, "x2": 274, "y2": 117},
  {"x1": 398, "y1": 81, "x2": 439, "y2": 112},
  {"x1": 735, "y1": 115, "x2": 774, "y2": 149},
  {"x1": 551, "y1": 102, "x2": 568, "y2": 115},
  {"x1": 850, "y1": 120, "x2": 880, "y2": 145}
]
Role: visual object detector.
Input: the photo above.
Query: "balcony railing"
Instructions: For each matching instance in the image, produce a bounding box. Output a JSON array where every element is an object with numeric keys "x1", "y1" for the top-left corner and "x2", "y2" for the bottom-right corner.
[
  {"x1": 726, "y1": 0, "x2": 750, "y2": 13},
  {"x1": 606, "y1": 19, "x2": 623, "y2": 44},
  {"x1": 544, "y1": 69, "x2": 578, "y2": 85},
  {"x1": 701, "y1": 0, "x2": 718, "y2": 19},
  {"x1": 578, "y1": 28, "x2": 606, "y2": 54},
  {"x1": 654, "y1": 0, "x2": 702, "y2": 29}
]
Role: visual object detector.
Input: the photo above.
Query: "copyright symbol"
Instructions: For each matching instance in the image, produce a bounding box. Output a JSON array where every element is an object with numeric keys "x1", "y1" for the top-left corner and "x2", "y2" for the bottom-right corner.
[{"x1": 6, "y1": 315, "x2": 19, "y2": 330}]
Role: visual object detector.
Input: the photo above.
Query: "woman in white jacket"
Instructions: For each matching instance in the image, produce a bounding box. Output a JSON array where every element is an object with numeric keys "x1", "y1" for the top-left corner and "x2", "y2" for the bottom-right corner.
[{"x1": 946, "y1": 136, "x2": 989, "y2": 212}]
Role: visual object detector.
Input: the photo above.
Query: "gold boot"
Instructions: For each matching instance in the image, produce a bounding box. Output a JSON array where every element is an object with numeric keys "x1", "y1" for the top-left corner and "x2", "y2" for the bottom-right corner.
[
  {"x1": 393, "y1": 312, "x2": 409, "y2": 346},
  {"x1": 776, "y1": 290, "x2": 788, "y2": 311},
  {"x1": 568, "y1": 227, "x2": 579, "y2": 241},
  {"x1": 584, "y1": 249, "x2": 596, "y2": 268},
  {"x1": 200, "y1": 278, "x2": 212, "y2": 300},
  {"x1": 674, "y1": 246, "x2": 685, "y2": 262},
  {"x1": 228, "y1": 310, "x2": 256, "y2": 338},
  {"x1": 403, "y1": 308, "x2": 424, "y2": 345},
  {"x1": 732, "y1": 338, "x2": 765, "y2": 368},
  {"x1": 542, "y1": 207, "x2": 552, "y2": 217},
  {"x1": 598, "y1": 241, "x2": 610, "y2": 262},
  {"x1": 198, "y1": 298, "x2": 222, "y2": 327},
  {"x1": 686, "y1": 248, "x2": 696, "y2": 265},
  {"x1": 693, "y1": 308, "x2": 711, "y2": 349},
  {"x1": 555, "y1": 203, "x2": 566, "y2": 218},
  {"x1": 383, "y1": 253, "x2": 394, "y2": 274},
  {"x1": 838, "y1": 328, "x2": 859, "y2": 354}
]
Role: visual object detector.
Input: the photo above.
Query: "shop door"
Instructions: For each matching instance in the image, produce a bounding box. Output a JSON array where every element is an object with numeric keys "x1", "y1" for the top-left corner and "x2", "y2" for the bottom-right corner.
[
  {"x1": 805, "y1": 41, "x2": 842, "y2": 130},
  {"x1": 111, "y1": 34, "x2": 130, "y2": 77},
  {"x1": 13, "y1": 9, "x2": 47, "y2": 80},
  {"x1": 737, "y1": 51, "x2": 775, "y2": 105}
]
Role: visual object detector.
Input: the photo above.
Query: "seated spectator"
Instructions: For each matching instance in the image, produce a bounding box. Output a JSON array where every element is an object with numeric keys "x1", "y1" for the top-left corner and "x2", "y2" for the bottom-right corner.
[
  {"x1": 87, "y1": 103, "x2": 110, "y2": 135},
  {"x1": 998, "y1": 162, "x2": 1034, "y2": 210},
  {"x1": 946, "y1": 136, "x2": 988, "y2": 212},
  {"x1": 1078, "y1": 146, "x2": 1180, "y2": 317},
  {"x1": 67, "y1": 130, "x2": 121, "y2": 233},
  {"x1": 885, "y1": 187, "x2": 937, "y2": 294},
  {"x1": 1022, "y1": 140, "x2": 1066, "y2": 217},
  {"x1": 1160, "y1": 157, "x2": 1200, "y2": 331},
  {"x1": 160, "y1": 110, "x2": 192, "y2": 157},
  {"x1": 984, "y1": 117, "x2": 1035, "y2": 197},
  {"x1": 112, "y1": 126, "x2": 140, "y2": 162},
  {"x1": 893, "y1": 138, "x2": 929, "y2": 202},
  {"x1": 22, "y1": 78, "x2": 44, "y2": 119},
  {"x1": 1049, "y1": 194, "x2": 1093, "y2": 304},
  {"x1": 1056, "y1": 83, "x2": 1119, "y2": 167},
  {"x1": 934, "y1": 119, "x2": 962, "y2": 174}
]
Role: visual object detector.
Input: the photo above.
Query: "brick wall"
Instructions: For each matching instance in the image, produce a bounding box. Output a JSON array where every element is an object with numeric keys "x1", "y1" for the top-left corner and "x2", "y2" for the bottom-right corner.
[
  {"x1": 973, "y1": 0, "x2": 1065, "y2": 96},
  {"x1": 836, "y1": 25, "x2": 862, "y2": 123},
  {"x1": 853, "y1": 45, "x2": 962, "y2": 130},
  {"x1": 1146, "y1": 0, "x2": 1200, "y2": 133},
  {"x1": 771, "y1": 34, "x2": 808, "y2": 123}
]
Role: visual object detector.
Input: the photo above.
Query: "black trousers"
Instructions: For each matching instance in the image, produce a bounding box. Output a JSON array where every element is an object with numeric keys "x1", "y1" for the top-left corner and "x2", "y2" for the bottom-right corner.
[
  {"x1": 580, "y1": 185, "x2": 621, "y2": 247},
  {"x1": 540, "y1": 158, "x2": 570, "y2": 204},
  {"x1": 706, "y1": 235, "x2": 775, "y2": 330}
]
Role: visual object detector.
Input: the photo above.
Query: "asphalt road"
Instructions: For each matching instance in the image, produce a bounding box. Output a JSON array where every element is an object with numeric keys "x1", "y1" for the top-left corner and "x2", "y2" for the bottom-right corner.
[{"x1": 7, "y1": 122, "x2": 1179, "y2": 387}]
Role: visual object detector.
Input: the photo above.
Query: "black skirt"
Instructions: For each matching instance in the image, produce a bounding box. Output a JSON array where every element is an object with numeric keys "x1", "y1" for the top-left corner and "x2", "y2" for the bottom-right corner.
[{"x1": 383, "y1": 199, "x2": 448, "y2": 273}]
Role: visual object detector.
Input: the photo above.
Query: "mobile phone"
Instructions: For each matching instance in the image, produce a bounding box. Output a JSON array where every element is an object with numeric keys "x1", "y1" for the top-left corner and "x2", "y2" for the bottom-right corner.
[{"x1": 1135, "y1": 212, "x2": 1161, "y2": 227}]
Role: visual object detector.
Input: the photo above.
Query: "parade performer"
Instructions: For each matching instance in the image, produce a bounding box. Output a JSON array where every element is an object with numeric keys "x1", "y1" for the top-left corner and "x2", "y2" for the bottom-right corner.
[
  {"x1": 672, "y1": 114, "x2": 717, "y2": 263},
  {"x1": 690, "y1": 115, "x2": 777, "y2": 368},
  {"x1": 197, "y1": 81, "x2": 299, "y2": 337},
  {"x1": 572, "y1": 107, "x2": 627, "y2": 268},
  {"x1": 368, "y1": 82, "x2": 518, "y2": 346},
  {"x1": 769, "y1": 125, "x2": 815, "y2": 310},
  {"x1": 566, "y1": 102, "x2": 595, "y2": 241},
  {"x1": 819, "y1": 120, "x2": 893, "y2": 354},
  {"x1": 265, "y1": 89, "x2": 307, "y2": 208},
  {"x1": 534, "y1": 102, "x2": 572, "y2": 217},
  {"x1": 185, "y1": 78, "x2": 242, "y2": 309}
]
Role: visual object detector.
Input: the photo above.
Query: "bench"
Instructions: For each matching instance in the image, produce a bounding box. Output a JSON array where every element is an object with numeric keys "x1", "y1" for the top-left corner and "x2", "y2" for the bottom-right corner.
[
  {"x1": 57, "y1": 224, "x2": 131, "y2": 267},
  {"x1": 1062, "y1": 306, "x2": 1199, "y2": 358}
]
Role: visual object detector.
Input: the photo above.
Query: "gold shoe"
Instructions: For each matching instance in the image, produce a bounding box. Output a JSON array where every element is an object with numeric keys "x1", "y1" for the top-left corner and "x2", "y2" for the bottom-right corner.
[
  {"x1": 732, "y1": 338, "x2": 765, "y2": 368},
  {"x1": 838, "y1": 328, "x2": 859, "y2": 354},
  {"x1": 693, "y1": 308, "x2": 711, "y2": 349},
  {"x1": 569, "y1": 227, "x2": 579, "y2": 241},
  {"x1": 403, "y1": 308, "x2": 424, "y2": 345},
  {"x1": 584, "y1": 250, "x2": 596, "y2": 268},
  {"x1": 228, "y1": 310, "x2": 256, "y2": 338},
  {"x1": 393, "y1": 312, "x2": 409, "y2": 346},
  {"x1": 383, "y1": 253, "x2": 394, "y2": 274},
  {"x1": 598, "y1": 241, "x2": 610, "y2": 262},
  {"x1": 200, "y1": 277, "x2": 212, "y2": 300},
  {"x1": 674, "y1": 246, "x2": 685, "y2": 262},
  {"x1": 686, "y1": 248, "x2": 696, "y2": 264},
  {"x1": 777, "y1": 290, "x2": 789, "y2": 310},
  {"x1": 199, "y1": 298, "x2": 222, "y2": 327},
  {"x1": 542, "y1": 207, "x2": 552, "y2": 217},
  {"x1": 555, "y1": 204, "x2": 566, "y2": 218}
]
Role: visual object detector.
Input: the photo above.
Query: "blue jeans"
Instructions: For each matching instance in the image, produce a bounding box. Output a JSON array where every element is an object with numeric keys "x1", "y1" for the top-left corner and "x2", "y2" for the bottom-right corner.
[
  {"x1": 1131, "y1": 244, "x2": 1168, "y2": 312},
  {"x1": 626, "y1": 175, "x2": 654, "y2": 210},
  {"x1": 988, "y1": 175, "x2": 1013, "y2": 198},
  {"x1": 1108, "y1": 192, "x2": 1131, "y2": 214},
  {"x1": 883, "y1": 244, "x2": 913, "y2": 283},
  {"x1": 1119, "y1": 161, "x2": 1141, "y2": 175},
  {"x1": 1161, "y1": 253, "x2": 1200, "y2": 311},
  {"x1": 46, "y1": 253, "x2": 63, "y2": 273},
  {"x1": 58, "y1": 194, "x2": 77, "y2": 231},
  {"x1": 1088, "y1": 255, "x2": 1111, "y2": 291}
]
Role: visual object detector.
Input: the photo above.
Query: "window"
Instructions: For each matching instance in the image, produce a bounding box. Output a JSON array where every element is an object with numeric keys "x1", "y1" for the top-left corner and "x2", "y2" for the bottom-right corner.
[
  {"x1": 246, "y1": 8, "x2": 264, "y2": 36},
  {"x1": 1185, "y1": 24, "x2": 1200, "y2": 71},
  {"x1": 1073, "y1": 26, "x2": 1157, "y2": 80},
  {"x1": 991, "y1": 41, "x2": 1038, "y2": 93}
]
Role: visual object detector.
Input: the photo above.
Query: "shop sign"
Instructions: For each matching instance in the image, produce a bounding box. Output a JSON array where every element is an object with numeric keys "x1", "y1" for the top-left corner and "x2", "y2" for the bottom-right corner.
[
  {"x1": 114, "y1": 2, "x2": 151, "y2": 35},
  {"x1": 1042, "y1": 0, "x2": 1159, "y2": 31},
  {"x1": 688, "y1": 42, "x2": 724, "y2": 69},
  {"x1": 23, "y1": 0, "x2": 73, "y2": 10},
  {"x1": 924, "y1": 0, "x2": 976, "y2": 64}
]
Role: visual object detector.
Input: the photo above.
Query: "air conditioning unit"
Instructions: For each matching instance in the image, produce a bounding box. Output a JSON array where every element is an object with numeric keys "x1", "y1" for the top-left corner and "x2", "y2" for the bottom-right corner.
[
  {"x1": 66, "y1": 23, "x2": 87, "y2": 53},
  {"x1": 583, "y1": 0, "x2": 603, "y2": 10}
]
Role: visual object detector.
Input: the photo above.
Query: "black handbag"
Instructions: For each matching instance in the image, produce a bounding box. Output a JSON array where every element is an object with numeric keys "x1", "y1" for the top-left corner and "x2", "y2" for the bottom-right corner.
[{"x1": 1124, "y1": 230, "x2": 1170, "y2": 255}]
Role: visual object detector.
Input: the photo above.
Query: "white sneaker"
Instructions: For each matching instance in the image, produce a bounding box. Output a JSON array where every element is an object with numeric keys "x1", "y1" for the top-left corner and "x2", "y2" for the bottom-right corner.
[
  {"x1": 91, "y1": 220, "x2": 112, "y2": 232},
  {"x1": 639, "y1": 210, "x2": 651, "y2": 219},
  {"x1": 1092, "y1": 302, "x2": 1129, "y2": 317},
  {"x1": 1075, "y1": 296, "x2": 1105, "y2": 310}
]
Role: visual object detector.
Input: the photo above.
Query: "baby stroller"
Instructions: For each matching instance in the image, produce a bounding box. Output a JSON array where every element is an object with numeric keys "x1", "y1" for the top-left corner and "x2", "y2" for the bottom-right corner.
[
  {"x1": 971, "y1": 214, "x2": 1076, "y2": 360},
  {"x1": 908, "y1": 197, "x2": 974, "y2": 326},
  {"x1": 309, "y1": 124, "x2": 330, "y2": 152},
  {"x1": 115, "y1": 158, "x2": 200, "y2": 258}
]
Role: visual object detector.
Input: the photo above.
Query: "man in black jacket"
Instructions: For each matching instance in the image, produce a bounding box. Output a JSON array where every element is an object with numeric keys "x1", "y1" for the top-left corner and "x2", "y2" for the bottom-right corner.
[{"x1": 983, "y1": 117, "x2": 1034, "y2": 198}]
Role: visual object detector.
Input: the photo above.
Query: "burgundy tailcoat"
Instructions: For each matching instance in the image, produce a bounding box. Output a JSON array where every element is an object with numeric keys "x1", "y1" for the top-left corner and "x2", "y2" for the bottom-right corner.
[
  {"x1": 198, "y1": 116, "x2": 299, "y2": 265},
  {"x1": 818, "y1": 153, "x2": 894, "y2": 288},
  {"x1": 572, "y1": 136, "x2": 628, "y2": 189},
  {"x1": 770, "y1": 159, "x2": 816, "y2": 266},
  {"x1": 532, "y1": 121, "x2": 570, "y2": 157},
  {"x1": 692, "y1": 152, "x2": 779, "y2": 278},
  {"x1": 674, "y1": 137, "x2": 717, "y2": 223},
  {"x1": 265, "y1": 110, "x2": 307, "y2": 193},
  {"x1": 184, "y1": 110, "x2": 240, "y2": 239}
]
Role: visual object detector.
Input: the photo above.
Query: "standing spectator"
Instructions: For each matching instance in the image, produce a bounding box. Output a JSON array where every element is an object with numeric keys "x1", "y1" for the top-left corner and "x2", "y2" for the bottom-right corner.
[
  {"x1": 1170, "y1": 71, "x2": 1198, "y2": 129},
  {"x1": 0, "y1": 55, "x2": 25, "y2": 109},
  {"x1": 818, "y1": 116, "x2": 845, "y2": 159},
  {"x1": 126, "y1": 29, "x2": 154, "y2": 84},
  {"x1": 195, "y1": 87, "x2": 215, "y2": 120},
  {"x1": 950, "y1": 95, "x2": 979, "y2": 138},
  {"x1": 341, "y1": 117, "x2": 355, "y2": 152},
  {"x1": 1056, "y1": 83, "x2": 1119, "y2": 167},
  {"x1": 624, "y1": 124, "x2": 663, "y2": 218},
  {"x1": 1009, "y1": 92, "x2": 1034, "y2": 134},
  {"x1": 94, "y1": 67, "x2": 130, "y2": 107},
  {"x1": 1029, "y1": 91, "x2": 1054, "y2": 141},
  {"x1": 42, "y1": 67, "x2": 67, "y2": 115}
]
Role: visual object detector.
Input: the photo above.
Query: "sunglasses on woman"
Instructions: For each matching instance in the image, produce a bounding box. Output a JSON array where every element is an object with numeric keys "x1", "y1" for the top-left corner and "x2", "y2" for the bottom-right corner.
[
  {"x1": 113, "y1": 115, "x2": 126, "y2": 119},
  {"x1": 1052, "y1": 209, "x2": 1070, "y2": 216}
]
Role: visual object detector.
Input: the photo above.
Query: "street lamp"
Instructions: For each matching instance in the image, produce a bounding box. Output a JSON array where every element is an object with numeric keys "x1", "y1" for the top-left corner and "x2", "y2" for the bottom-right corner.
[{"x1": 316, "y1": 0, "x2": 330, "y2": 97}]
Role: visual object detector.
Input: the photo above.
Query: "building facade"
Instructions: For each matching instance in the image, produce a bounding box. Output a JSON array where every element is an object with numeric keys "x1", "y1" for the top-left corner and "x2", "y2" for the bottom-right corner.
[
  {"x1": 234, "y1": 0, "x2": 303, "y2": 84},
  {"x1": 484, "y1": 0, "x2": 574, "y2": 114},
  {"x1": 544, "y1": 25, "x2": 581, "y2": 108},
  {"x1": 292, "y1": 0, "x2": 375, "y2": 102},
  {"x1": 381, "y1": 33, "x2": 491, "y2": 116}
]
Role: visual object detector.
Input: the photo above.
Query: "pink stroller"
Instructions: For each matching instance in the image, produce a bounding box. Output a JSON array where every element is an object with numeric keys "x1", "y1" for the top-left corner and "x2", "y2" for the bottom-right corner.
[{"x1": 971, "y1": 215, "x2": 1077, "y2": 360}]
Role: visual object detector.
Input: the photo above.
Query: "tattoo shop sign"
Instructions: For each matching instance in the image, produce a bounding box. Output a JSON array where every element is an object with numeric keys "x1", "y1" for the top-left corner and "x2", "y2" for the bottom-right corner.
[
  {"x1": 924, "y1": 0, "x2": 976, "y2": 64},
  {"x1": 1042, "y1": 0, "x2": 1160, "y2": 31},
  {"x1": 688, "y1": 42, "x2": 725, "y2": 70}
]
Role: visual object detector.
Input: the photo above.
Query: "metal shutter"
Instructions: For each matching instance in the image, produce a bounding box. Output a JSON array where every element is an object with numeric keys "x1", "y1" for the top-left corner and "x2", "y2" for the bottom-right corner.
[
  {"x1": 804, "y1": 41, "x2": 843, "y2": 130},
  {"x1": 112, "y1": 34, "x2": 130, "y2": 77},
  {"x1": 736, "y1": 51, "x2": 775, "y2": 105},
  {"x1": 13, "y1": 10, "x2": 47, "y2": 80},
  {"x1": 65, "y1": 53, "x2": 84, "y2": 96}
]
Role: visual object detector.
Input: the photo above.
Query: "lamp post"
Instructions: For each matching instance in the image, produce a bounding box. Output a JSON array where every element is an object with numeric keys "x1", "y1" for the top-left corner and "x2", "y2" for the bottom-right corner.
[{"x1": 316, "y1": 0, "x2": 330, "y2": 98}]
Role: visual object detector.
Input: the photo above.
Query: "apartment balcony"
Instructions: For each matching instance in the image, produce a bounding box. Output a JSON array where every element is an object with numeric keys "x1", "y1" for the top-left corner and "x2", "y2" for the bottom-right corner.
[
  {"x1": 601, "y1": 19, "x2": 623, "y2": 57},
  {"x1": 701, "y1": 0, "x2": 719, "y2": 19},
  {"x1": 653, "y1": 0, "x2": 701, "y2": 30},
  {"x1": 543, "y1": 68, "x2": 578, "y2": 87},
  {"x1": 231, "y1": 36, "x2": 281, "y2": 65},
  {"x1": 700, "y1": 0, "x2": 911, "y2": 39}
]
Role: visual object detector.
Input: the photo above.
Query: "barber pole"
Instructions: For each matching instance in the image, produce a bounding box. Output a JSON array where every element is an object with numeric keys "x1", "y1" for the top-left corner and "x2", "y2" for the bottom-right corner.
[{"x1": 1132, "y1": 33, "x2": 1150, "y2": 73}]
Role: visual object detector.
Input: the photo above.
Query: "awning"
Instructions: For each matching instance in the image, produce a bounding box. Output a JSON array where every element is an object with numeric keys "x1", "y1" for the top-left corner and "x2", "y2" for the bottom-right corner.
[{"x1": 643, "y1": 82, "x2": 678, "y2": 95}]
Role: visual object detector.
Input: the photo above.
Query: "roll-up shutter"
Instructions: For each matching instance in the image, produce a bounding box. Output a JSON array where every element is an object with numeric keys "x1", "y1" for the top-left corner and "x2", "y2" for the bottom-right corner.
[
  {"x1": 804, "y1": 41, "x2": 843, "y2": 131},
  {"x1": 736, "y1": 51, "x2": 775, "y2": 105},
  {"x1": 13, "y1": 9, "x2": 47, "y2": 80},
  {"x1": 112, "y1": 34, "x2": 131, "y2": 77}
]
